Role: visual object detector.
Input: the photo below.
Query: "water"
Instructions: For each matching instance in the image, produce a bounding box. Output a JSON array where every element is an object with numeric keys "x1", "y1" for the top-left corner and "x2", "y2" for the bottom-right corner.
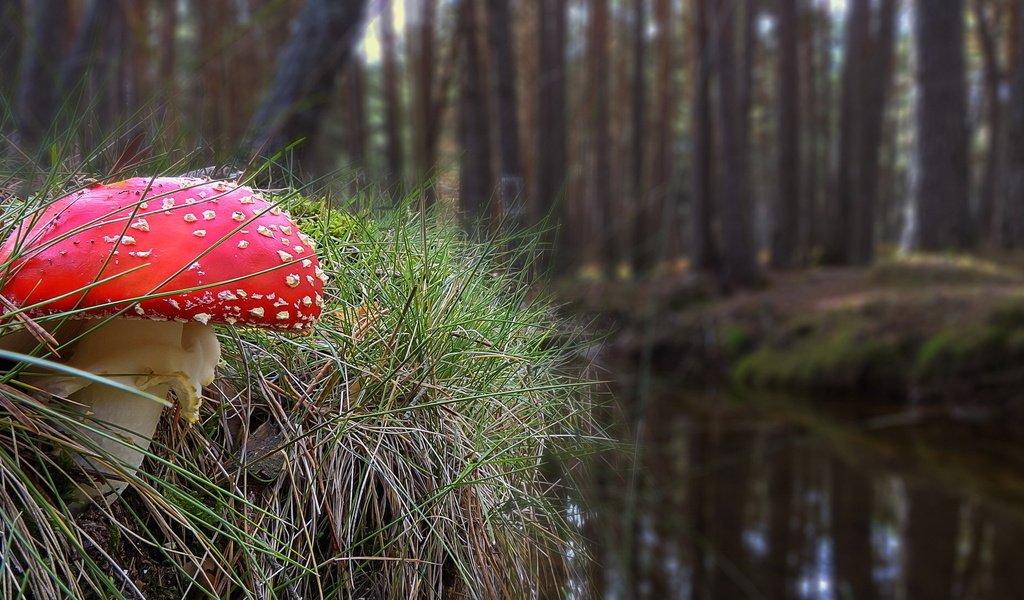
[{"x1": 579, "y1": 379, "x2": 1024, "y2": 599}]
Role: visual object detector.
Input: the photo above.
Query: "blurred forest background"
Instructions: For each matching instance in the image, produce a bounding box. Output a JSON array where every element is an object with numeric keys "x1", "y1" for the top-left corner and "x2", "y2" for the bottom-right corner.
[
  {"x1": 0, "y1": 0, "x2": 1019, "y2": 284},
  {"x1": 9, "y1": 4, "x2": 1024, "y2": 598}
]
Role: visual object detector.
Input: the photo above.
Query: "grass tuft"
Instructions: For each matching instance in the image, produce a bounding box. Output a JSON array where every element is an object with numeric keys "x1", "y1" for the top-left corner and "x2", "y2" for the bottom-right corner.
[{"x1": 0, "y1": 177, "x2": 596, "y2": 598}]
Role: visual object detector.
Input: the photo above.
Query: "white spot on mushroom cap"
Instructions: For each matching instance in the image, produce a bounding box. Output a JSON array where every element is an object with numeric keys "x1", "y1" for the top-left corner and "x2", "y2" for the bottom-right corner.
[
  {"x1": 240, "y1": 195, "x2": 255, "y2": 205},
  {"x1": 130, "y1": 218, "x2": 150, "y2": 231},
  {"x1": 162, "y1": 198, "x2": 175, "y2": 209},
  {"x1": 237, "y1": 240, "x2": 249, "y2": 249},
  {"x1": 257, "y1": 226, "x2": 274, "y2": 238},
  {"x1": 193, "y1": 230, "x2": 207, "y2": 237},
  {"x1": 249, "y1": 307, "x2": 265, "y2": 317},
  {"x1": 217, "y1": 290, "x2": 239, "y2": 301},
  {"x1": 276, "y1": 310, "x2": 290, "y2": 320},
  {"x1": 184, "y1": 213, "x2": 198, "y2": 223},
  {"x1": 301, "y1": 259, "x2": 312, "y2": 268},
  {"x1": 277, "y1": 250, "x2": 293, "y2": 262},
  {"x1": 280, "y1": 225, "x2": 293, "y2": 235},
  {"x1": 231, "y1": 211, "x2": 245, "y2": 221},
  {"x1": 202, "y1": 210, "x2": 216, "y2": 220},
  {"x1": 285, "y1": 274, "x2": 301, "y2": 288}
]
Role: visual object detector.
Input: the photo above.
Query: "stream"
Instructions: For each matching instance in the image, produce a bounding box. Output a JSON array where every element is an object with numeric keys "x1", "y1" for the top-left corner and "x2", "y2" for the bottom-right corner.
[{"x1": 578, "y1": 377, "x2": 1024, "y2": 599}]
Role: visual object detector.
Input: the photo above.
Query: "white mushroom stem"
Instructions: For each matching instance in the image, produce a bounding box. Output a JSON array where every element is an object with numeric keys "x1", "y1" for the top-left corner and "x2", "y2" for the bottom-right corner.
[{"x1": 26, "y1": 319, "x2": 221, "y2": 500}]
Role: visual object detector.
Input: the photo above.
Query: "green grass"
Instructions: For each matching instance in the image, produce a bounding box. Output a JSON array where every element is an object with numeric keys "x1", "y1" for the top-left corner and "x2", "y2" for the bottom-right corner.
[{"x1": 0, "y1": 175, "x2": 597, "y2": 597}]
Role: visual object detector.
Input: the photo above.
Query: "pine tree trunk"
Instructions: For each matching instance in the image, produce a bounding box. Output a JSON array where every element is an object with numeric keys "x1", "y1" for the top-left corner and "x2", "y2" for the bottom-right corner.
[
  {"x1": 535, "y1": 0, "x2": 569, "y2": 271},
  {"x1": 713, "y1": 0, "x2": 759, "y2": 288},
  {"x1": 1003, "y1": 0, "x2": 1024, "y2": 247},
  {"x1": 456, "y1": 0, "x2": 493, "y2": 237},
  {"x1": 585, "y1": 0, "x2": 612, "y2": 270},
  {"x1": 690, "y1": 0, "x2": 718, "y2": 271},
  {"x1": 485, "y1": 0, "x2": 525, "y2": 243},
  {"x1": 244, "y1": 0, "x2": 368, "y2": 175},
  {"x1": 824, "y1": 0, "x2": 869, "y2": 264},
  {"x1": 410, "y1": 0, "x2": 439, "y2": 206},
  {"x1": 340, "y1": 58, "x2": 368, "y2": 190},
  {"x1": 915, "y1": 0, "x2": 973, "y2": 250},
  {"x1": 15, "y1": 0, "x2": 70, "y2": 156},
  {"x1": 0, "y1": 0, "x2": 25, "y2": 117},
  {"x1": 630, "y1": 0, "x2": 647, "y2": 273},
  {"x1": 645, "y1": 0, "x2": 675, "y2": 269},
  {"x1": 852, "y1": 0, "x2": 897, "y2": 264},
  {"x1": 771, "y1": 0, "x2": 801, "y2": 269},
  {"x1": 973, "y1": 0, "x2": 1004, "y2": 245},
  {"x1": 381, "y1": 0, "x2": 404, "y2": 192}
]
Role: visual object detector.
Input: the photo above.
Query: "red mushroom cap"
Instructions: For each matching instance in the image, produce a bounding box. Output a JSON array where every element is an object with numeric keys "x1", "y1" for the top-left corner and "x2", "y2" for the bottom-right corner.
[{"x1": 0, "y1": 177, "x2": 325, "y2": 331}]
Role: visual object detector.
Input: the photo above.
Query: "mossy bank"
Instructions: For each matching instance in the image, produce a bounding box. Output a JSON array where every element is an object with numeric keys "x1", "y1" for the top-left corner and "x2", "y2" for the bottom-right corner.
[{"x1": 576, "y1": 255, "x2": 1024, "y2": 404}]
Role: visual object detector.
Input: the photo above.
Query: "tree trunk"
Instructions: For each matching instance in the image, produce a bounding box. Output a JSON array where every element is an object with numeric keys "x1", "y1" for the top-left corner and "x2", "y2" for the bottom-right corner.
[
  {"x1": 915, "y1": 0, "x2": 973, "y2": 251},
  {"x1": 630, "y1": 0, "x2": 647, "y2": 272},
  {"x1": 824, "y1": 0, "x2": 869, "y2": 265},
  {"x1": 643, "y1": 0, "x2": 675, "y2": 270},
  {"x1": 485, "y1": 0, "x2": 526, "y2": 243},
  {"x1": 713, "y1": 0, "x2": 760, "y2": 289},
  {"x1": 771, "y1": 0, "x2": 801, "y2": 269},
  {"x1": 534, "y1": 0, "x2": 569, "y2": 271},
  {"x1": 58, "y1": 0, "x2": 133, "y2": 152},
  {"x1": 15, "y1": 0, "x2": 70, "y2": 156},
  {"x1": 799, "y1": 2, "x2": 820, "y2": 262},
  {"x1": 973, "y1": 0, "x2": 1004, "y2": 245},
  {"x1": 409, "y1": 0, "x2": 438, "y2": 206},
  {"x1": 852, "y1": 0, "x2": 897, "y2": 264},
  {"x1": 1004, "y1": 0, "x2": 1024, "y2": 247},
  {"x1": 456, "y1": 0, "x2": 492, "y2": 237},
  {"x1": 340, "y1": 58, "x2": 368, "y2": 190},
  {"x1": 381, "y1": 0, "x2": 404, "y2": 193},
  {"x1": 584, "y1": 0, "x2": 612, "y2": 271},
  {"x1": 157, "y1": 0, "x2": 178, "y2": 146},
  {"x1": 690, "y1": 0, "x2": 718, "y2": 271},
  {"x1": 244, "y1": 0, "x2": 368, "y2": 176},
  {"x1": 0, "y1": 0, "x2": 25, "y2": 115}
]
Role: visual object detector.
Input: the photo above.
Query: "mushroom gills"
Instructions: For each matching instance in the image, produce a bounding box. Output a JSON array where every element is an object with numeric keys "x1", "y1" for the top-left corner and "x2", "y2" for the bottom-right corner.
[{"x1": 27, "y1": 319, "x2": 220, "y2": 500}]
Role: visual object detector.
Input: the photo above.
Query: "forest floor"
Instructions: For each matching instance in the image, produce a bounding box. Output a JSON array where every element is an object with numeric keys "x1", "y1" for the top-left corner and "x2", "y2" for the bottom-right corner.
[{"x1": 558, "y1": 254, "x2": 1024, "y2": 405}]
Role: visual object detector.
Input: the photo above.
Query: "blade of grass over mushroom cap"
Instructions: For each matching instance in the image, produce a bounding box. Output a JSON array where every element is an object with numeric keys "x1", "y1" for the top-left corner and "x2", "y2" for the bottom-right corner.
[{"x1": 0, "y1": 178, "x2": 325, "y2": 502}]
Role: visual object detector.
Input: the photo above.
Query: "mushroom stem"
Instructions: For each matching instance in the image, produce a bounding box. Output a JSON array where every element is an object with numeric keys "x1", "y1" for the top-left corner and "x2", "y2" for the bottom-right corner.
[
  {"x1": 68, "y1": 377, "x2": 172, "y2": 498},
  {"x1": 27, "y1": 319, "x2": 221, "y2": 500}
]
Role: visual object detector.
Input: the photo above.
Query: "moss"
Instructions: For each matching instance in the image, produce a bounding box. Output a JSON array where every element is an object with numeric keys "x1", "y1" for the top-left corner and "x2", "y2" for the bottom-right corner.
[
  {"x1": 720, "y1": 324, "x2": 753, "y2": 359},
  {"x1": 732, "y1": 320, "x2": 906, "y2": 393},
  {"x1": 912, "y1": 321, "x2": 1024, "y2": 386},
  {"x1": 870, "y1": 253, "x2": 1023, "y2": 286}
]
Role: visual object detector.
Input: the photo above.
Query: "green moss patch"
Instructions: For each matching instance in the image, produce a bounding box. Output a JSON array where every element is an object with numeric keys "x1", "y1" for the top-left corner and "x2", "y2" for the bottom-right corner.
[{"x1": 732, "y1": 317, "x2": 907, "y2": 393}]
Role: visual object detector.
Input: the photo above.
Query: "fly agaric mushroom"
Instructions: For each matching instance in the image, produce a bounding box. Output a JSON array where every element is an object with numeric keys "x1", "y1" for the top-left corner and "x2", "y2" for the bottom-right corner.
[{"x1": 0, "y1": 177, "x2": 325, "y2": 499}]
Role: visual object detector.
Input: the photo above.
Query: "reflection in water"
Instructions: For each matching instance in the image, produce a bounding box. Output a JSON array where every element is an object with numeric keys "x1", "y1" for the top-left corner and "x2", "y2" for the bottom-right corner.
[{"x1": 579, "y1": 384, "x2": 1024, "y2": 600}]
